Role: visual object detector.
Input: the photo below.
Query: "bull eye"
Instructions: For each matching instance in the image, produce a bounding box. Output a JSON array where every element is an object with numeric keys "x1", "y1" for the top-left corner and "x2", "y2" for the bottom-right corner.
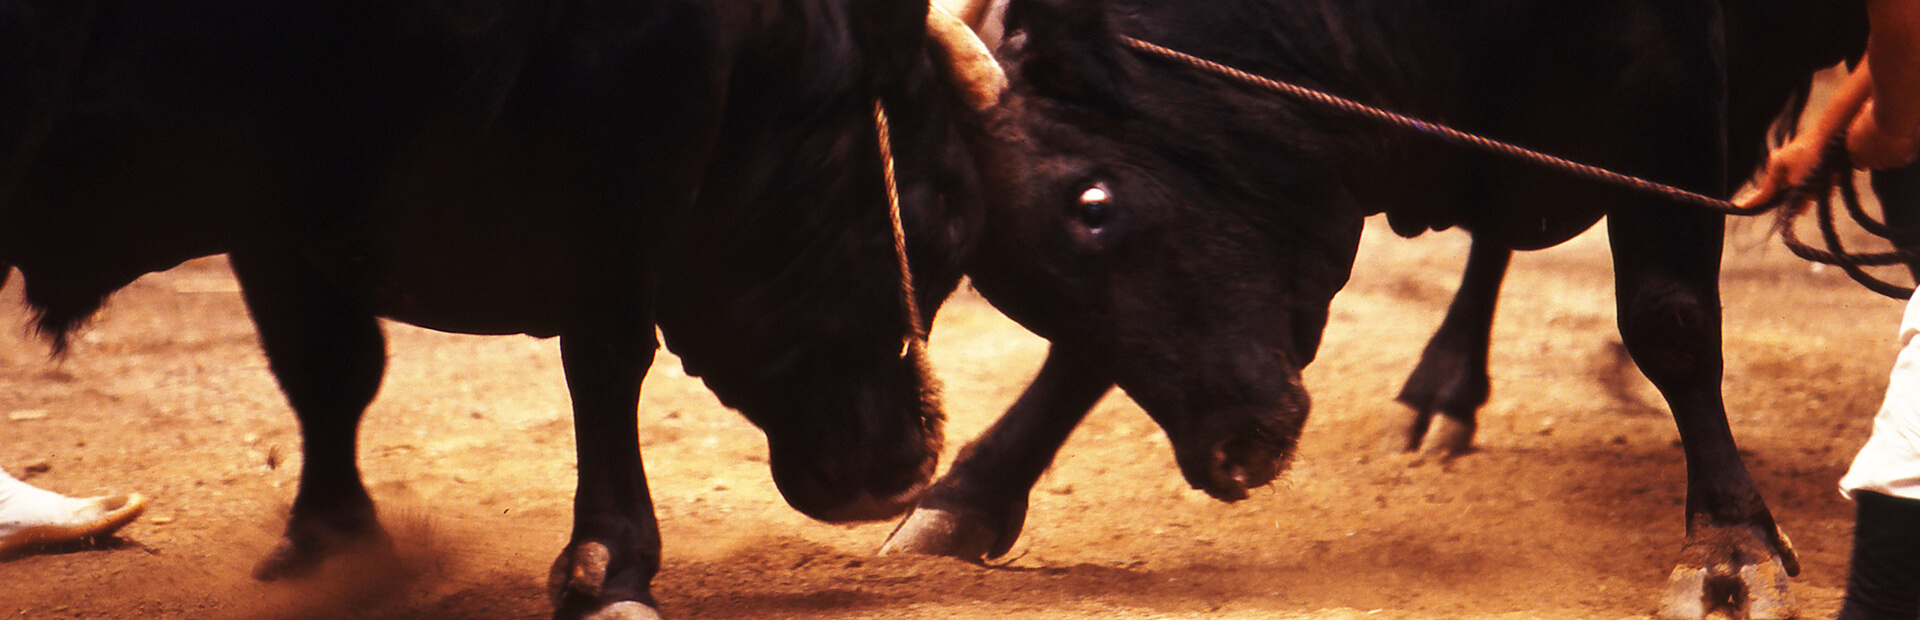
[{"x1": 1075, "y1": 182, "x2": 1115, "y2": 229}]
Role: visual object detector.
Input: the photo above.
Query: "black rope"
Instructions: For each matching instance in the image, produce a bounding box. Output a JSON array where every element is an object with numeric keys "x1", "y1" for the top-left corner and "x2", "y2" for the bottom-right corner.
[
  {"x1": 1118, "y1": 35, "x2": 1920, "y2": 299},
  {"x1": 1776, "y1": 139, "x2": 1919, "y2": 298}
]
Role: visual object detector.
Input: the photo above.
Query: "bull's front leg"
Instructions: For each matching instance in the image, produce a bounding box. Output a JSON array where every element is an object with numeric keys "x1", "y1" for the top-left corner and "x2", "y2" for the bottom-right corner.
[
  {"x1": 551, "y1": 318, "x2": 662, "y2": 620},
  {"x1": 1605, "y1": 208, "x2": 1797, "y2": 620},
  {"x1": 881, "y1": 346, "x2": 1111, "y2": 560},
  {"x1": 230, "y1": 250, "x2": 391, "y2": 581},
  {"x1": 1391, "y1": 238, "x2": 1509, "y2": 457}
]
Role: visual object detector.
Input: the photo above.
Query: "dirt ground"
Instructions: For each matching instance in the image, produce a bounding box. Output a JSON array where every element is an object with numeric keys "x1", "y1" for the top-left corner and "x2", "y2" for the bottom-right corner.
[{"x1": 0, "y1": 211, "x2": 1905, "y2": 619}]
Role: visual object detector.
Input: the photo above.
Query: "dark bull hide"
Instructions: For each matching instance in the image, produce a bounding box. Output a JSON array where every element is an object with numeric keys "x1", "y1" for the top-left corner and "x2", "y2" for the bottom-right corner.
[
  {"x1": 1, "y1": 0, "x2": 1001, "y2": 617},
  {"x1": 888, "y1": 0, "x2": 1872, "y2": 618}
]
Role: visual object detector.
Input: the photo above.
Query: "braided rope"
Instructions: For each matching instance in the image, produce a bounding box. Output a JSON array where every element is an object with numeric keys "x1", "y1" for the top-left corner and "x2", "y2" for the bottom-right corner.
[
  {"x1": 875, "y1": 100, "x2": 929, "y2": 351},
  {"x1": 1119, "y1": 35, "x2": 1920, "y2": 298},
  {"x1": 1122, "y1": 36, "x2": 1754, "y2": 215},
  {"x1": 1774, "y1": 140, "x2": 1919, "y2": 298}
]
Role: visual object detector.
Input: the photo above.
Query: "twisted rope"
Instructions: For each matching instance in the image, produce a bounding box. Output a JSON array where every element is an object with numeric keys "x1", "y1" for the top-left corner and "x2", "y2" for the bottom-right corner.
[
  {"x1": 1774, "y1": 139, "x2": 1920, "y2": 298},
  {"x1": 1122, "y1": 36, "x2": 1753, "y2": 215},
  {"x1": 875, "y1": 100, "x2": 929, "y2": 353},
  {"x1": 1119, "y1": 35, "x2": 1920, "y2": 298}
]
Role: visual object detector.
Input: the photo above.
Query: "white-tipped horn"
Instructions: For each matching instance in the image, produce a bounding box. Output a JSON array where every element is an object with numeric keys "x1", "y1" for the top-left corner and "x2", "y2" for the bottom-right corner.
[{"x1": 927, "y1": 2, "x2": 1008, "y2": 112}]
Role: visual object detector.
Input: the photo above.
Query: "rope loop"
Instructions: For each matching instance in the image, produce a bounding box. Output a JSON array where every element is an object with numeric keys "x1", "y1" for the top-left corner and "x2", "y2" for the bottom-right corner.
[{"x1": 1772, "y1": 137, "x2": 1920, "y2": 298}]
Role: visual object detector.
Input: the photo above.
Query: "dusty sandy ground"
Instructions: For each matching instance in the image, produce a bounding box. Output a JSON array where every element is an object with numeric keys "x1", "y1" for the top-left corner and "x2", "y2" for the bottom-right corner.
[{"x1": 0, "y1": 213, "x2": 1905, "y2": 619}]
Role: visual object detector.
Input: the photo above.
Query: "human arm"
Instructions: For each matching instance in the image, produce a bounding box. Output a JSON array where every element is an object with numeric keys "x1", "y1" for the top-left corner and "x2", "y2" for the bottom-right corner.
[
  {"x1": 1737, "y1": 61, "x2": 1875, "y2": 209},
  {"x1": 1851, "y1": 0, "x2": 1920, "y2": 169}
]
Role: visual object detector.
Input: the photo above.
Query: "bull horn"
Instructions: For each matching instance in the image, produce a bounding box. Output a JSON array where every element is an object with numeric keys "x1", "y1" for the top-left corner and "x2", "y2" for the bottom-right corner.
[
  {"x1": 937, "y1": 0, "x2": 995, "y2": 29},
  {"x1": 927, "y1": 2, "x2": 1007, "y2": 112}
]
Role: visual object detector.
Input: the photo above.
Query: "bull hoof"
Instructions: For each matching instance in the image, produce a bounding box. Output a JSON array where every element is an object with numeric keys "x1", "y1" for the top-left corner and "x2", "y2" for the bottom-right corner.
[
  {"x1": 1656, "y1": 558, "x2": 1796, "y2": 620},
  {"x1": 1417, "y1": 415, "x2": 1475, "y2": 460},
  {"x1": 879, "y1": 507, "x2": 1000, "y2": 561},
  {"x1": 584, "y1": 602, "x2": 664, "y2": 620},
  {"x1": 551, "y1": 542, "x2": 612, "y2": 602},
  {"x1": 549, "y1": 541, "x2": 662, "y2": 620},
  {"x1": 1381, "y1": 406, "x2": 1475, "y2": 460},
  {"x1": 1380, "y1": 407, "x2": 1429, "y2": 454},
  {"x1": 252, "y1": 521, "x2": 391, "y2": 581},
  {"x1": 253, "y1": 542, "x2": 325, "y2": 581}
]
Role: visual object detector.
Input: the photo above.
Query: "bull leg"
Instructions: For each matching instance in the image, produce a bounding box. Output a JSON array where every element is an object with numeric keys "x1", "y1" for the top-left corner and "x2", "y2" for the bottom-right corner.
[
  {"x1": 881, "y1": 345, "x2": 1111, "y2": 560},
  {"x1": 1392, "y1": 238, "x2": 1509, "y2": 457},
  {"x1": 229, "y1": 249, "x2": 390, "y2": 581},
  {"x1": 550, "y1": 316, "x2": 662, "y2": 620},
  {"x1": 1604, "y1": 209, "x2": 1797, "y2": 620},
  {"x1": 1869, "y1": 163, "x2": 1920, "y2": 278}
]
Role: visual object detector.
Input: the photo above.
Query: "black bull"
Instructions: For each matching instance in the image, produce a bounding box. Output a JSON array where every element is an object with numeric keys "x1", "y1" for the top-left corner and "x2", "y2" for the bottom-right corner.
[
  {"x1": 0, "y1": 0, "x2": 1895, "y2": 617},
  {"x1": 1, "y1": 0, "x2": 1001, "y2": 617},
  {"x1": 890, "y1": 0, "x2": 1885, "y2": 618}
]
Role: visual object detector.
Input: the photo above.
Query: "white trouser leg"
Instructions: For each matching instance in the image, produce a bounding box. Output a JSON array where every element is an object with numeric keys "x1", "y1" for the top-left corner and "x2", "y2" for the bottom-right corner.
[{"x1": 1840, "y1": 294, "x2": 1920, "y2": 502}]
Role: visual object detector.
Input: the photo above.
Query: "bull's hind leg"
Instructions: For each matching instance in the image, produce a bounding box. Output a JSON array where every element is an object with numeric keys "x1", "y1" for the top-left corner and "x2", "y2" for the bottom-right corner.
[
  {"x1": 550, "y1": 316, "x2": 663, "y2": 620},
  {"x1": 882, "y1": 346, "x2": 1111, "y2": 560},
  {"x1": 229, "y1": 250, "x2": 390, "y2": 581},
  {"x1": 1870, "y1": 163, "x2": 1920, "y2": 279},
  {"x1": 1605, "y1": 209, "x2": 1797, "y2": 620},
  {"x1": 1392, "y1": 239, "x2": 1509, "y2": 457}
]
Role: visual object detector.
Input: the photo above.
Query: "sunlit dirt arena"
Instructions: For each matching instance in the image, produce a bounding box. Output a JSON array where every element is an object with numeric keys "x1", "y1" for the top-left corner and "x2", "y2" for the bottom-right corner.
[{"x1": 0, "y1": 212, "x2": 1902, "y2": 619}]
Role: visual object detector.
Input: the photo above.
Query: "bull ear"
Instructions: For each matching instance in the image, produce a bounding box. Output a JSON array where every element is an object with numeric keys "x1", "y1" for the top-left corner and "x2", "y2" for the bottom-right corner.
[
  {"x1": 852, "y1": 0, "x2": 931, "y2": 92},
  {"x1": 1004, "y1": 0, "x2": 1130, "y2": 108}
]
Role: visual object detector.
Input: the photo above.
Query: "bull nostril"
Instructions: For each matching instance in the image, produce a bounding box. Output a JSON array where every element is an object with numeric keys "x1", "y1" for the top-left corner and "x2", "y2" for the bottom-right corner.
[{"x1": 1212, "y1": 436, "x2": 1285, "y2": 495}]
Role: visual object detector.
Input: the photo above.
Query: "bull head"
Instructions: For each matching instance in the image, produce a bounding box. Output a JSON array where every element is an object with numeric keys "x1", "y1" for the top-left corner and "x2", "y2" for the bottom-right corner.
[{"x1": 959, "y1": 0, "x2": 1366, "y2": 501}]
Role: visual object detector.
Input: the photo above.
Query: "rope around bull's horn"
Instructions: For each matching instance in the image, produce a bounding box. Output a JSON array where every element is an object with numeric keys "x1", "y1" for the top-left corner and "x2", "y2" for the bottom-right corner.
[{"x1": 1119, "y1": 34, "x2": 1920, "y2": 299}]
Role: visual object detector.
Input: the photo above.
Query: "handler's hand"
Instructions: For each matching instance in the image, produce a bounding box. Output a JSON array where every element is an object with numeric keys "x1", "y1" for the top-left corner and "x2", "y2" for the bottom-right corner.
[
  {"x1": 1738, "y1": 137, "x2": 1827, "y2": 210},
  {"x1": 1849, "y1": 99, "x2": 1920, "y2": 170}
]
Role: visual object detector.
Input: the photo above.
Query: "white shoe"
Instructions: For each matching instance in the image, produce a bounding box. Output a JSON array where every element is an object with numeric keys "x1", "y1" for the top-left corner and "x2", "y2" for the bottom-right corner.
[{"x1": 0, "y1": 491, "x2": 148, "y2": 554}]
